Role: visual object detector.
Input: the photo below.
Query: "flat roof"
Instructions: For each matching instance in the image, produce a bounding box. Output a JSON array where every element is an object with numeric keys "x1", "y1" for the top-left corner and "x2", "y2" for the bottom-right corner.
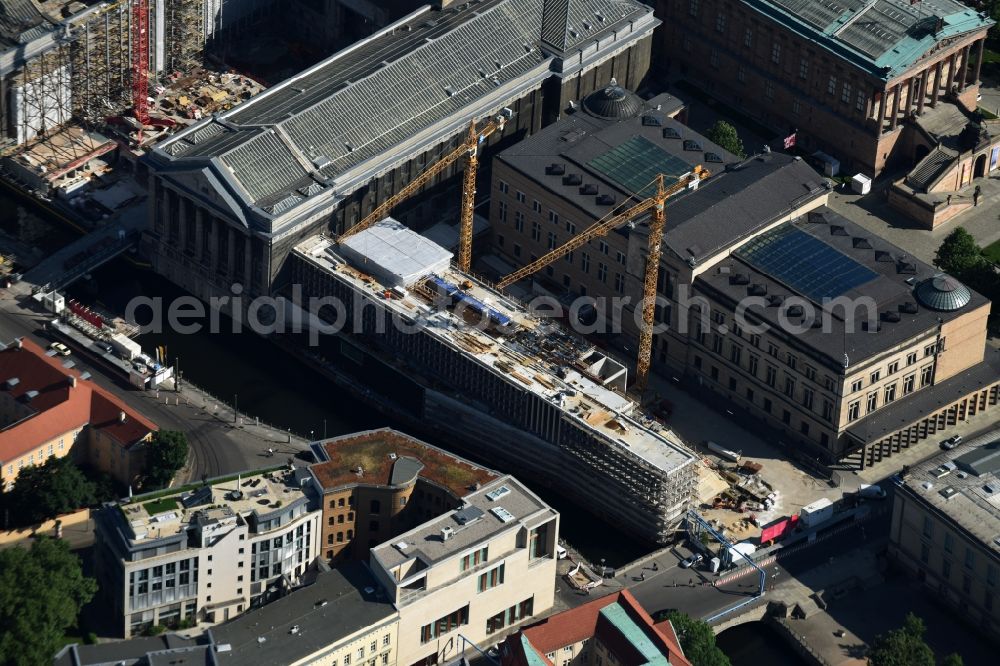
[
  {"x1": 151, "y1": 0, "x2": 655, "y2": 218},
  {"x1": 309, "y1": 428, "x2": 498, "y2": 497},
  {"x1": 743, "y1": 0, "x2": 993, "y2": 79},
  {"x1": 118, "y1": 467, "x2": 312, "y2": 544},
  {"x1": 372, "y1": 476, "x2": 555, "y2": 571},
  {"x1": 293, "y1": 236, "x2": 696, "y2": 477},
  {"x1": 339, "y1": 219, "x2": 453, "y2": 288},
  {"x1": 899, "y1": 427, "x2": 1000, "y2": 555},
  {"x1": 53, "y1": 635, "x2": 202, "y2": 666},
  {"x1": 695, "y1": 206, "x2": 990, "y2": 369},
  {"x1": 209, "y1": 563, "x2": 396, "y2": 665}
]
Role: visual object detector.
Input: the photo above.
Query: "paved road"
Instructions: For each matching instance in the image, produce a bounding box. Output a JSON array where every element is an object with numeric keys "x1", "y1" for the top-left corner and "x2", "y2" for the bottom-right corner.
[{"x1": 0, "y1": 292, "x2": 307, "y2": 485}]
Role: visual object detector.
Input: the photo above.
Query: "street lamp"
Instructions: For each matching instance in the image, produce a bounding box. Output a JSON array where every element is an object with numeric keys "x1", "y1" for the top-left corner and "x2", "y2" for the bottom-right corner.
[
  {"x1": 310, "y1": 429, "x2": 315, "y2": 441},
  {"x1": 234, "y1": 394, "x2": 238, "y2": 423}
]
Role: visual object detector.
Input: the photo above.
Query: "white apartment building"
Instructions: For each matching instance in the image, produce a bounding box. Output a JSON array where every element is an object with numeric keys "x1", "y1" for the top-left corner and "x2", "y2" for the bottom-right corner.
[
  {"x1": 94, "y1": 466, "x2": 321, "y2": 637},
  {"x1": 370, "y1": 476, "x2": 559, "y2": 666}
]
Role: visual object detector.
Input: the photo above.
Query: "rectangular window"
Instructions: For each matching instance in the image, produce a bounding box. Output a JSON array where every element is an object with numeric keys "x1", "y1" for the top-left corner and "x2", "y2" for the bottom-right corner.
[
  {"x1": 771, "y1": 42, "x2": 781, "y2": 64},
  {"x1": 516, "y1": 191, "x2": 525, "y2": 203},
  {"x1": 884, "y1": 383, "x2": 897, "y2": 403},
  {"x1": 689, "y1": 0, "x2": 699, "y2": 16},
  {"x1": 748, "y1": 355, "x2": 759, "y2": 376},
  {"x1": 477, "y1": 563, "x2": 506, "y2": 592},
  {"x1": 792, "y1": 99, "x2": 800, "y2": 116},
  {"x1": 851, "y1": 379, "x2": 863, "y2": 393},
  {"x1": 784, "y1": 377, "x2": 795, "y2": 399},
  {"x1": 498, "y1": 200, "x2": 507, "y2": 223},
  {"x1": 737, "y1": 65, "x2": 746, "y2": 83},
  {"x1": 920, "y1": 542, "x2": 930, "y2": 563},
  {"x1": 565, "y1": 220, "x2": 576, "y2": 235},
  {"x1": 597, "y1": 262, "x2": 608, "y2": 283},
  {"x1": 965, "y1": 548, "x2": 975, "y2": 570},
  {"x1": 531, "y1": 221, "x2": 541, "y2": 242},
  {"x1": 532, "y1": 200, "x2": 541, "y2": 213},
  {"x1": 383, "y1": 635, "x2": 390, "y2": 647},
  {"x1": 920, "y1": 365, "x2": 933, "y2": 387},
  {"x1": 803, "y1": 388, "x2": 814, "y2": 410},
  {"x1": 581, "y1": 252, "x2": 590, "y2": 273},
  {"x1": 421, "y1": 605, "x2": 470, "y2": 643},
  {"x1": 923, "y1": 516, "x2": 933, "y2": 538},
  {"x1": 907, "y1": 352, "x2": 917, "y2": 366},
  {"x1": 764, "y1": 80, "x2": 774, "y2": 101},
  {"x1": 841, "y1": 81, "x2": 852, "y2": 104},
  {"x1": 715, "y1": 12, "x2": 726, "y2": 32},
  {"x1": 710, "y1": 49, "x2": 719, "y2": 69},
  {"x1": 856, "y1": 90, "x2": 866, "y2": 113},
  {"x1": 459, "y1": 547, "x2": 488, "y2": 571},
  {"x1": 786, "y1": 353, "x2": 797, "y2": 370},
  {"x1": 765, "y1": 365, "x2": 777, "y2": 388},
  {"x1": 712, "y1": 335, "x2": 724, "y2": 354},
  {"x1": 866, "y1": 392, "x2": 878, "y2": 413},
  {"x1": 730, "y1": 344, "x2": 742, "y2": 365},
  {"x1": 514, "y1": 211, "x2": 524, "y2": 232},
  {"x1": 848, "y1": 401, "x2": 860, "y2": 421},
  {"x1": 799, "y1": 58, "x2": 808, "y2": 79},
  {"x1": 828, "y1": 75, "x2": 837, "y2": 95},
  {"x1": 888, "y1": 361, "x2": 899, "y2": 375},
  {"x1": 616, "y1": 250, "x2": 626, "y2": 265},
  {"x1": 547, "y1": 231, "x2": 557, "y2": 250},
  {"x1": 821, "y1": 400, "x2": 833, "y2": 422},
  {"x1": 870, "y1": 370, "x2": 880, "y2": 384},
  {"x1": 499, "y1": 181, "x2": 508, "y2": 194},
  {"x1": 614, "y1": 273, "x2": 625, "y2": 294}
]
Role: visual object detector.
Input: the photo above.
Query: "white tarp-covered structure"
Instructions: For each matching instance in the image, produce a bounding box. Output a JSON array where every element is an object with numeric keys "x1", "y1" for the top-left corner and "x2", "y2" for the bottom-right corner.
[{"x1": 338, "y1": 218, "x2": 452, "y2": 288}]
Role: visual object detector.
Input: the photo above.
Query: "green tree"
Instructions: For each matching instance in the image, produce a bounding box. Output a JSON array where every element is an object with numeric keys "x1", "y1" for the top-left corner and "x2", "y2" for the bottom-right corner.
[
  {"x1": 2, "y1": 456, "x2": 96, "y2": 527},
  {"x1": 705, "y1": 121, "x2": 745, "y2": 159},
  {"x1": 664, "y1": 611, "x2": 731, "y2": 666},
  {"x1": 144, "y1": 430, "x2": 189, "y2": 489},
  {"x1": 934, "y1": 228, "x2": 985, "y2": 276},
  {"x1": 0, "y1": 537, "x2": 96, "y2": 666},
  {"x1": 867, "y1": 613, "x2": 935, "y2": 666},
  {"x1": 942, "y1": 653, "x2": 965, "y2": 666}
]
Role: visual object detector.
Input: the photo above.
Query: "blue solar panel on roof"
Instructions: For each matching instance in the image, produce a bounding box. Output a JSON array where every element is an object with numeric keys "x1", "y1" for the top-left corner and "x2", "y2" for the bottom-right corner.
[{"x1": 735, "y1": 225, "x2": 878, "y2": 303}]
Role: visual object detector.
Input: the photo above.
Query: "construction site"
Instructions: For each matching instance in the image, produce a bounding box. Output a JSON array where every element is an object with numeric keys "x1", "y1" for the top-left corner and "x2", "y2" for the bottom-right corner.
[{"x1": 0, "y1": 0, "x2": 275, "y2": 202}]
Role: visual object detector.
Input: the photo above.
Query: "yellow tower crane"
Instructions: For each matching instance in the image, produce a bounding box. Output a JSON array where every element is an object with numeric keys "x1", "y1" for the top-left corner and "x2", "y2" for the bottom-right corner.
[
  {"x1": 497, "y1": 167, "x2": 709, "y2": 391},
  {"x1": 339, "y1": 115, "x2": 508, "y2": 272}
]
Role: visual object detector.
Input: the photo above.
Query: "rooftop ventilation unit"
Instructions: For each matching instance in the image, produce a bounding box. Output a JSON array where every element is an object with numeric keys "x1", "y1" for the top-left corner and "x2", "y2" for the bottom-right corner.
[
  {"x1": 662, "y1": 127, "x2": 682, "y2": 139},
  {"x1": 545, "y1": 163, "x2": 566, "y2": 175},
  {"x1": 729, "y1": 273, "x2": 750, "y2": 286},
  {"x1": 596, "y1": 194, "x2": 615, "y2": 206},
  {"x1": 786, "y1": 305, "x2": 805, "y2": 317},
  {"x1": 4, "y1": 377, "x2": 18, "y2": 389},
  {"x1": 388, "y1": 453, "x2": 398, "y2": 460},
  {"x1": 939, "y1": 486, "x2": 958, "y2": 500},
  {"x1": 881, "y1": 311, "x2": 901, "y2": 323},
  {"x1": 875, "y1": 251, "x2": 893, "y2": 263},
  {"x1": 490, "y1": 506, "x2": 516, "y2": 523},
  {"x1": 394, "y1": 541, "x2": 409, "y2": 552},
  {"x1": 562, "y1": 174, "x2": 583, "y2": 186},
  {"x1": 453, "y1": 506, "x2": 485, "y2": 525},
  {"x1": 641, "y1": 114, "x2": 662, "y2": 127},
  {"x1": 580, "y1": 184, "x2": 598, "y2": 195},
  {"x1": 748, "y1": 284, "x2": 767, "y2": 296},
  {"x1": 767, "y1": 295, "x2": 784, "y2": 307},
  {"x1": 683, "y1": 139, "x2": 702, "y2": 151},
  {"x1": 829, "y1": 225, "x2": 848, "y2": 236},
  {"x1": 440, "y1": 526, "x2": 454, "y2": 541},
  {"x1": 485, "y1": 485, "x2": 511, "y2": 501},
  {"x1": 22, "y1": 390, "x2": 38, "y2": 401},
  {"x1": 852, "y1": 237, "x2": 872, "y2": 249},
  {"x1": 704, "y1": 152, "x2": 723, "y2": 163},
  {"x1": 898, "y1": 302, "x2": 919, "y2": 314}
]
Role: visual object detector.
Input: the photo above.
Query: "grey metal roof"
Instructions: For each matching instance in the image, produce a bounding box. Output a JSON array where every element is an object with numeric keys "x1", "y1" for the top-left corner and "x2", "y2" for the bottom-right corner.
[
  {"x1": 695, "y1": 207, "x2": 990, "y2": 369},
  {"x1": 0, "y1": 0, "x2": 53, "y2": 49},
  {"x1": 209, "y1": 564, "x2": 396, "y2": 665},
  {"x1": 52, "y1": 635, "x2": 203, "y2": 666},
  {"x1": 956, "y1": 440, "x2": 1000, "y2": 477},
  {"x1": 152, "y1": 0, "x2": 655, "y2": 217},
  {"x1": 390, "y1": 456, "x2": 425, "y2": 486}
]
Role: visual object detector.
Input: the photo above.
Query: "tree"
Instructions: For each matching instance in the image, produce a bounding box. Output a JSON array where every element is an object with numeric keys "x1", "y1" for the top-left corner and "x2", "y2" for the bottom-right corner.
[
  {"x1": 2, "y1": 456, "x2": 96, "y2": 527},
  {"x1": 934, "y1": 228, "x2": 985, "y2": 276},
  {"x1": 664, "y1": 611, "x2": 731, "y2": 666},
  {"x1": 942, "y1": 653, "x2": 965, "y2": 666},
  {"x1": 867, "y1": 612, "x2": 935, "y2": 666},
  {"x1": 0, "y1": 537, "x2": 96, "y2": 666},
  {"x1": 144, "y1": 430, "x2": 189, "y2": 489},
  {"x1": 705, "y1": 121, "x2": 745, "y2": 159}
]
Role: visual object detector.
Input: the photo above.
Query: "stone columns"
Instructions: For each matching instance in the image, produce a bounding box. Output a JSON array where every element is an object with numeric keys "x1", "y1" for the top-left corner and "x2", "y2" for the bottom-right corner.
[
  {"x1": 958, "y1": 45, "x2": 971, "y2": 92},
  {"x1": 946, "y1": 52, "x2": 958, "y2": 92},
  {"x1": 917, "y1": 70, "x2": 926, "y2": 114},
  {"x1": 244, "y1": 236, "x2": 253, "y2": 292},
  {"x1": 974, "y1": 39, "x2": 985, "y2": 85},
  {"x1": 932, "y1": 61, "x2": 942, "y2": 107},
  {"x1": 890, "y1": 83, "x2": 902, "y2": 130},
  {"x1": 194, "y1": 209, "x2": 204, "y2": 260},
  {"x1": 226, "y1": 227, "x2": 236, "y2": 283},
  {"x1": 875, "y1": 89, "x2": 886, "y2": 136}
]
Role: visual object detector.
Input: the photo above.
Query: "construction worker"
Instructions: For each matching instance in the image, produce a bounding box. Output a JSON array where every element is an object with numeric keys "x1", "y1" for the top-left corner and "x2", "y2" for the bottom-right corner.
[{"x1": 974, "y1": 185, "x2": 982, "y2": 206}]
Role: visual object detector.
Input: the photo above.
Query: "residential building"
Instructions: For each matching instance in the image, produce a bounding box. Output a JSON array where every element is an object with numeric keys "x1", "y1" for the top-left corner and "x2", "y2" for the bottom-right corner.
[
  {"x1": 500, "y1": 589, "x2": 692, "y2": 666},
  {"x1": 54, "y1": 564, "x2": 397, "y2": 666},
  {"x1": 0, "y1": 337, "x2": 156, "y2": 489},
  {"x1": 889, "y1": 428, "x2": 1000, "y2": 642},
  {"x1": 144, "y1": 0, "x2": 660, "y2": 321},
  {"x1": 370, "y1": 475, "x2": 559, "y2": 666},
  {"x1": 656, "y1": 0, "x2": 995, "y2": 176},
  {"x1": 93, "y1": 466, "x2": 322, "y2": 637},
  {"x1": 307, "y1": 428, "x2": 500, "y2": 564},
  {"x1": 210, "y1": 563, "x2": 399, "y2": 666},
  {"x1": 289, "y1": 223, "x2": 697, "y2": 544}
]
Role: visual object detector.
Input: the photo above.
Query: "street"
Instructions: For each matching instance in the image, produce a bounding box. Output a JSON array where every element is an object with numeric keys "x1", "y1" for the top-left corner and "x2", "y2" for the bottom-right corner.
[{"x1": 0, "y1": 293, "x2": 309, "y2": 485}]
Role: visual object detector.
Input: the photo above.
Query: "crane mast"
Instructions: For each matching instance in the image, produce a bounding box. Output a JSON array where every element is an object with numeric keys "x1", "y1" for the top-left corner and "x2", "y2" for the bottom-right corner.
[
  {"x1": 496, "y1": 168, "x2": 708, "y2": 391},
  {"x1": 340, "y1": 116, "x2": 506, "y2": 272}
]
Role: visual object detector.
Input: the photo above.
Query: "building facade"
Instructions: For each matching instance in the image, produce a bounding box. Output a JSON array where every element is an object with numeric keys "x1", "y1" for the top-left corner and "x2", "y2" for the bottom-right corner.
[
  {"x1": 143, "y1": 0, "x2": 659, "y2": 320},
  {"x1": 889, "y1": 428, "x2": 1000, "y2": 642},
  {"x1": 0, "y1": 337, "x2": 156, "y2": 489},
  {"x1": 370, "y1": 475, "x2": 559, "y2": 666},
  {"x1": 307, "y1": 429, "x2": 499, "y2": 564},
  {"x1": 94, "y1": 467, "x2": 321, "y2": 637},
  {"x1": 655, "y1": 0, "x2": 994, "y2": 176},
  {"x1": 500, "y1": 590, "x2": 692, "y2": 666}
]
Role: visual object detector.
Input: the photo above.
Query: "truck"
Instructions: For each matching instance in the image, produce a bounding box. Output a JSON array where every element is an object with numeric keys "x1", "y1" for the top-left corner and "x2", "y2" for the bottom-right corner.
[
  {"x1": 706, "y1": 441, "x2": 742, "y2": 463},
  {"x1": 109, "y1": 333, "x2": 142, "y2": 361},
  {"x1": 724, "y1": 542, "x2": 757, "y2": 568},
  {"x1": 799, "y1": 498, "x2": 834, "y2": 528},
  {"x1": 857, "y1": 484, "x2": 887, "y2": 500}
]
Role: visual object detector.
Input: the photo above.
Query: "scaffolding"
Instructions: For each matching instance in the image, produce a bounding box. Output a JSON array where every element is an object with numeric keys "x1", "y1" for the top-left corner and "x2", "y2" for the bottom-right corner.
[
  {"x1": 69, "y1": 3, "x2": 133, "y2": 125},
  {"x1": 11, "y1": 40, "x2": 73, "y2": 146},
  {"x1": 166, "y1": 0, "x2": 205, "y2": 75}
]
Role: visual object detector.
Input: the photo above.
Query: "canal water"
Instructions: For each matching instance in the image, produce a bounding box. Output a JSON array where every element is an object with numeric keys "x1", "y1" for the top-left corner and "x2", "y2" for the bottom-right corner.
[
  {"x1": 1, "y1": 191, "x2": 648, "y2": 565},
  {"x1": 715, "y1": 622, "x2": 811, "y2": 666}
]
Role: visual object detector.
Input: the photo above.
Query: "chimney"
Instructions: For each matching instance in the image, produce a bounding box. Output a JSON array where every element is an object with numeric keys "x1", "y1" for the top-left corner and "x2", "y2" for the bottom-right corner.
[
  {"x1": 14, "y1": 338, "x2": 22, "y2": 349},
  {"x1": 67, "y1": 375, "x2": 76, "y2": 388},
  {"x1": 119, "y1": 411, "x2": 127, "y2": 424}
]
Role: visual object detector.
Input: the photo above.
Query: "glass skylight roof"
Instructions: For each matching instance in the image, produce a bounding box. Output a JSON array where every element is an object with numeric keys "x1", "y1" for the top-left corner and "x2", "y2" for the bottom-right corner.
[
  {"x1": 587, "y1": 135, "x2": 689, "y2": 197},
  {"x1": 735, "y1": 224, "x2": 878, "y2": 303}
]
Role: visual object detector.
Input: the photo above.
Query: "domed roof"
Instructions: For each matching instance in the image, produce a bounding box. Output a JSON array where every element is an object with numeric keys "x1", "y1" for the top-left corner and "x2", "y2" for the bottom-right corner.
[
  {"x1": 914, "y1": 274, "x2": 972, "y2": 312},
  {"x1": 583, "y1": 80, "x2": 643, "y2": 120}
]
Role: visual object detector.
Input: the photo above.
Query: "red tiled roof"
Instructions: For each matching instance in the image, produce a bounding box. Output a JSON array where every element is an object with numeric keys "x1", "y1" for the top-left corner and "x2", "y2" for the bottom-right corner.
[
  {"x1": 0, "y1": 338, "x2": 156, "y2": 462},
  {"x1": 503, "y1": 590, "x2": 691, "y2": 666}
]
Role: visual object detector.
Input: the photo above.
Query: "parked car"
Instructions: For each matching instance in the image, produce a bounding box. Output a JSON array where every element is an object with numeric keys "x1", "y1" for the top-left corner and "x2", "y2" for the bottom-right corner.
[
  {"x1": 96, "y1": 341, "x2": 114, "y2": 353},
  {"x1": 940, "y1": 435, "x2": 963, "y2": 450},
  {"x1": 48, "y1": 342, "x2": 71, "y2": 356},
  {"x1": 679, "y1": 553, "x2": 703, "y2": 569}
]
